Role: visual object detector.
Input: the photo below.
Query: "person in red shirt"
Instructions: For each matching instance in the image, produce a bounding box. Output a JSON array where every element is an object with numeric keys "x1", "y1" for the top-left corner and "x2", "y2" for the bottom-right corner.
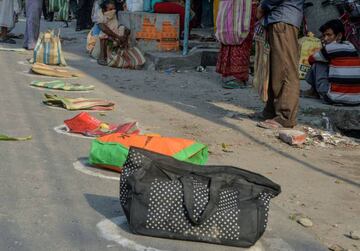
[{"x1": 154, "y1": 0, "x2": 195, "y2": 35}]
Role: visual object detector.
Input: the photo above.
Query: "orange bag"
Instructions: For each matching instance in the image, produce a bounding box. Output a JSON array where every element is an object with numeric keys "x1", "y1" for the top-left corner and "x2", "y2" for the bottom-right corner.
[{"x1": 89, "y1": 133, "x2": 208, "y2": 172}]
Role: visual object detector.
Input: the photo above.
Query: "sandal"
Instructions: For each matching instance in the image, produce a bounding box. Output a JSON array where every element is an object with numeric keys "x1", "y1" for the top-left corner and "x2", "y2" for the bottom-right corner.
[
  {"x1": 257, "y1": 119, "x2": 284, "y2": 129},
  {"x1": 222, "y1": 80, "x2": 241, "y2": 89},
  {"x1": 248, "y1": 111, "x2": 275, "y2": 120}
]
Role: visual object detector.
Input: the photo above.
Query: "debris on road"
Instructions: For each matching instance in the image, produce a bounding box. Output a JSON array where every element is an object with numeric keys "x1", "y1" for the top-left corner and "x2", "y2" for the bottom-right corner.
[
  {"x1": 0, "y1": 134, "x2": 32, "y2": 141},
  {"x1": 328, "y1": 244, "x2": 347, "y2": 251},
  {"x1": 195, "y1": 66, "x2": 206, "y2": 72},
  {"x1": 221, "y1": 143, "x2": 234, "y2": 153},
  {"x1": 347, "y1": 230, "x2": 360, "y2": 240},
  {"x1": 297, "y1": 217, "x2": 313, "y2": 228},
  {"x1": 303, "y1": 127, "x2": 359, "y2": 147},
  {"x1": 321, "y1": 113, "x2": 333, "y2": 132},
  {"x1": 164, "y1": 66, "x2": 177, "y2": 74},
  {"x1": 279, "y1": 129, "x2": 307, "y2": 146}
]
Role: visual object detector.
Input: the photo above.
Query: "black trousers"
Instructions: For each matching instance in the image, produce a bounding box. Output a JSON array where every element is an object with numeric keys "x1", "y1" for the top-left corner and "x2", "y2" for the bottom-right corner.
[{"x1": 76, "y1": 0, "x2": 95, "y2": 29}]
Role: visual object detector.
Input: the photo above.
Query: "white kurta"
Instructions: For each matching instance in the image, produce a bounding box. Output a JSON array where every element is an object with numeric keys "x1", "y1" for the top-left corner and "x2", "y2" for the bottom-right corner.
[{"x1": 0, "y1": 0, "x2": 20, "y2": 29}]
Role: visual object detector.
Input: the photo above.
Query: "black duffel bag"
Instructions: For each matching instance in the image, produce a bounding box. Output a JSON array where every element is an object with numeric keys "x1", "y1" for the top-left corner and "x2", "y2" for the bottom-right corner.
[{"x1": 120, "y1": 147, "x2": 281, "y2": 248}]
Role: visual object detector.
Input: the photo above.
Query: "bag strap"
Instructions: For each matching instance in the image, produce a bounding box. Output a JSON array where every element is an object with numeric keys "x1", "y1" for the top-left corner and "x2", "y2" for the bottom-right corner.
[{"x1": 180, "y1": 175, "x2": 223, "y2": 226}]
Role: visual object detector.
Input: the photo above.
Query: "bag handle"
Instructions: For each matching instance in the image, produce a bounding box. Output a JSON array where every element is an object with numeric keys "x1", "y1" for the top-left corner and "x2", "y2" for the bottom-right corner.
[{"x1": 179, "y1": 175, "x2": 224, "y2": 226}]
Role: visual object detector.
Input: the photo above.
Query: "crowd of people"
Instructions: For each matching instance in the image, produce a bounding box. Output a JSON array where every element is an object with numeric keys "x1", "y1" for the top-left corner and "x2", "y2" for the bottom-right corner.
[
  {"x1": 0, "y1": 0, "x2": 359, "y2": 127},
  {"x1": 0, "y1": 0, "x2": 100, "y2": 47}
]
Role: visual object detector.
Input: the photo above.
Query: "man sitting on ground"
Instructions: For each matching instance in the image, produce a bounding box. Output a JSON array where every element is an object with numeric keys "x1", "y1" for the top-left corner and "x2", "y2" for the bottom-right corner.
[{"x1": 303, "y1": 19, "x2": 360, "y2": 105}]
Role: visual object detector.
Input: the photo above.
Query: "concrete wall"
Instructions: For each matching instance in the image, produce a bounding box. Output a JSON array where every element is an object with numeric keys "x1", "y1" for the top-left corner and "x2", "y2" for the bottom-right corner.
[
  {"x1": 117, "y1": 11, "x2": 180, "y2": 52},
  {"x1": 304, "y1": 0, "x2": 340, "y2": 37}
]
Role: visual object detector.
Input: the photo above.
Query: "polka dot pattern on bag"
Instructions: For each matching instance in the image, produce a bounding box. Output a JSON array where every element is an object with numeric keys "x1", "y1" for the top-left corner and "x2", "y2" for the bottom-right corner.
[{"x1": 119, "y1": 149, "x2": 276, "y2": 242}]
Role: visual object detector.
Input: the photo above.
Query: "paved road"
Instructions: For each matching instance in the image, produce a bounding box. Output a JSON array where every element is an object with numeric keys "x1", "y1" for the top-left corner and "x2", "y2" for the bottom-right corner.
[{"x1": 0, "y1": 20, "x2": 331, "y2": 251}]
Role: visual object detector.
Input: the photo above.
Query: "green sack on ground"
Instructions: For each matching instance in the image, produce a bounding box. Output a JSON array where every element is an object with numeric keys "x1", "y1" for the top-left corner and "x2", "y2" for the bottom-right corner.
[
  {"x1": 31, "y1": 80, "x2": 95, "y2": 91},
  {"x1": 89, "y1": 133, "x2": 209, "y2": 172}
]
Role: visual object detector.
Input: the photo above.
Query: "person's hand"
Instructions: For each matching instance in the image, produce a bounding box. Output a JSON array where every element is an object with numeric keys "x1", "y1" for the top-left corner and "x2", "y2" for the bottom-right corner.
[
  {"x1": 256, "y1": 5, "x2": 265, "y2": 20},
  {"x1": 116, "y1": 36, "x2": 128, "y2": 48}
]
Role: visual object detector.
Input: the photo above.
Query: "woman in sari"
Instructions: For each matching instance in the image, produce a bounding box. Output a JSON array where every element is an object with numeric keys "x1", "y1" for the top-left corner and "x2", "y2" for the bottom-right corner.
[
  {"x1": 87, "y1": 0, "x2": 145, "y2": 69},
  {"x1": 216, "y1": 0, "x2": 258, "y2": 89}
]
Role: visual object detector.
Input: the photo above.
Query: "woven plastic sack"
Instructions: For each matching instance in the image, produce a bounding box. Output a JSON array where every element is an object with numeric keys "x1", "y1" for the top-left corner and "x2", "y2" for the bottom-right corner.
[
  {"x1": 253, "y1": 25, "x2": 270, "y2": 102},
  {"x1": 31, "y1": 63, "x2": 81, "y2": 78},
  {"x1": 33, "y1": 30, "x2": 67, "y2": 66}
]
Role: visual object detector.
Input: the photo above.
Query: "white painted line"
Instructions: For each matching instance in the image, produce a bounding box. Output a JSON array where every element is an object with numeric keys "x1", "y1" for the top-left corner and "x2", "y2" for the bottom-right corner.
[
  {"x1": 97, "y1": 216, "x2": 168, "y2": 251},
  {"x1": 54, "y1": 125, "x2": 94, "y2": 139},
  {"x1": 73, "y1": 160, "x2": 120, "y2": 181}
]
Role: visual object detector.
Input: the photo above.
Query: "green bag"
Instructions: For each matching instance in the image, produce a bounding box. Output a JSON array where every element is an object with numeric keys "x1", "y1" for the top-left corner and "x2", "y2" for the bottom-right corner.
[{"x1": 89, "y1": 133, "x2": 209, "y2": 172}]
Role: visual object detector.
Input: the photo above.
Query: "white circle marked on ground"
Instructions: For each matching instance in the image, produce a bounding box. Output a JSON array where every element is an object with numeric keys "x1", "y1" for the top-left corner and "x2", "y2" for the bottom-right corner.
[
  {"x1": 54, "y1": 125, "x2": 93, "y2": 139},
  {"x1": 0, "y1": 47, "x2": 26, "y2": 52},
  {"x1": 17, "y1": 60, "x2": 30, "y2": 65},
  {"x1": 97, "y1": 216, "x2": 168, "y2": 251},
  {"x1": 97, "y1": 217, "x2": 266, "y2": 251},
  {"x1": 73, "y1": 160, "x2": 120, "y2": 181},
  {"x1": 19, "y1": 70, "x2": 79, "y2": 79}
]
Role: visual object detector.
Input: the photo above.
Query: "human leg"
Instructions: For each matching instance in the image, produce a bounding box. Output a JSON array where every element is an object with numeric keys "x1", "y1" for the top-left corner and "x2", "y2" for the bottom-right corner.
[
  {"x1": 263, "y1": 22, "x2": 300, "y2": 128},
  {"x1": 23, "y1": 0, "x2": 42, "y2": 49}
]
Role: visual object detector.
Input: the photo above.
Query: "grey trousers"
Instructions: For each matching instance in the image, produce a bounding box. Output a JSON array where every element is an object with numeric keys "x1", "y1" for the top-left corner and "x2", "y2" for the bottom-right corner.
[
  {"x1": 305, "y1": 62, "x2": 330, "y2": 97},
  {"x1": 24, "y1": 0, "x2": 42, "y2": 50}
]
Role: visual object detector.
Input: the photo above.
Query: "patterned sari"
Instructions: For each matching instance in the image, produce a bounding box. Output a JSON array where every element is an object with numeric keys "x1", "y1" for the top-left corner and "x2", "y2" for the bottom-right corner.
[{"x1": 216, "y1": 2, "x2": 257, "y2": 81}]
